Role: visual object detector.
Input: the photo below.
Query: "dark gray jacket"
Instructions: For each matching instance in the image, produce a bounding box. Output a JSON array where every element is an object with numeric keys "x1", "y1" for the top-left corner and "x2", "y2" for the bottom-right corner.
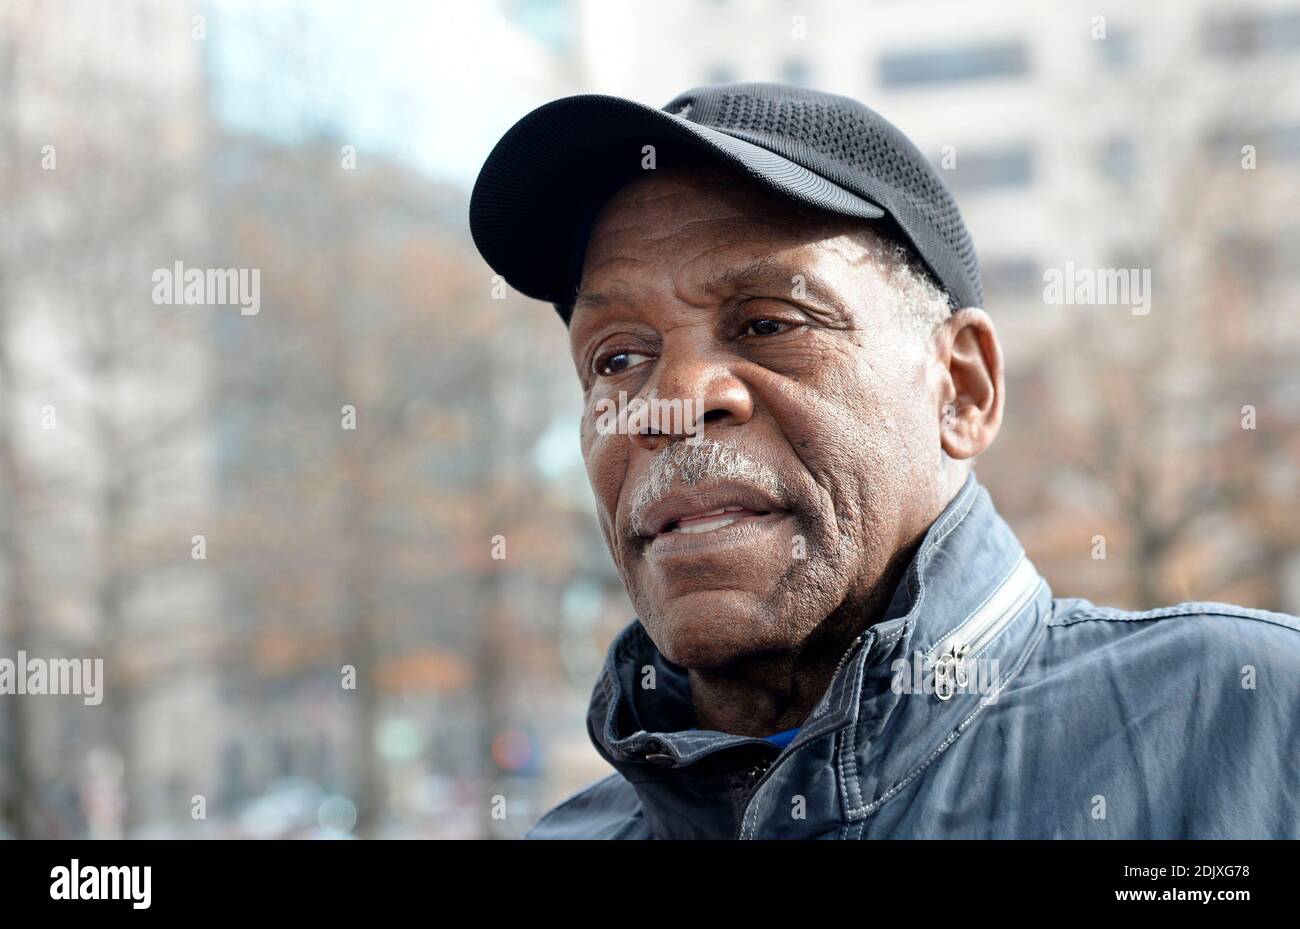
[{"x1": 529, "y1": 476, "x2": 1300, "y2": 839}]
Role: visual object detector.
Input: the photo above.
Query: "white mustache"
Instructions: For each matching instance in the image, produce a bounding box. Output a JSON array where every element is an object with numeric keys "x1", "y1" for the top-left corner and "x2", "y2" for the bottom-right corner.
[{"x1": 627, "y1": 438, "x2": 788, "y2": 537}]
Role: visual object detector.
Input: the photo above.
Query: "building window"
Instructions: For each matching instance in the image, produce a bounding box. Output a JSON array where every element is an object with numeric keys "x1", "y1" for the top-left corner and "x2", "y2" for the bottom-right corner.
[
  {"x1": 879, "y1": 41, "x2": 1029, "y2": 88},
  {"x1": 981, "y1": 257, "x2": 1041, "y2": 299},
  {"x1": 1264, "y1": 123, "x2": 1300, "y2": 161},
  {"x1": 939, "y1": 144, "x2": 1034, "y2": 193},
  {"x1": 1205, "y1": 9, "x2": 1300, "y2": 58},
  {"x1": 1206, "y1": 122, "x2": 1300, "y2": 164},
  {"x1": 781, "y1": 57, "x2": 811, "y2": 87},
  {"x1": 706, "y1": 63, "x2": 737, "y2": 84},
  {"x1": 1095, "y1": 28, "x2": 1137, "y2": 68},
  {"x1": 1097, "y1": 135, "x2": 1138, "y2": 182}
]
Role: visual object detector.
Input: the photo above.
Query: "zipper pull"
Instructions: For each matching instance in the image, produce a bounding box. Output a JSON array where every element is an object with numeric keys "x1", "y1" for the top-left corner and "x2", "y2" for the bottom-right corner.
[
  {"x1": 934, "y1": 651, "x2": 957, "y2": 700},
  {"x1": 953, "y1": 644, "x2": 971, "y2": 688},
  {"x1": 933, "y1": 643, "x2": 970, "y2": 701}
]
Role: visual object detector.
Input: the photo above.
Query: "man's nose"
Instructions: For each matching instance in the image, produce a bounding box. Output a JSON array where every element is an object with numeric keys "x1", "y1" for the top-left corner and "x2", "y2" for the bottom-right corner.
[{"x1": 627, "y1": 342, "x2": 754, "y2": 453}]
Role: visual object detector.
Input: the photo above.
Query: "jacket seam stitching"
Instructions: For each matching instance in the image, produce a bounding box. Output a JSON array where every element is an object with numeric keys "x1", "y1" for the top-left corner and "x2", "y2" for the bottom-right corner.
[
  {"x1": 1052, "y1": 606, "x2": 1299, "y2": 634},
  {"x1": 829, "y1": 482, "x2": 980, "y2": 831},
  {"x1": 848, "y1": 605, "x2": 1050, "y2": 819}
]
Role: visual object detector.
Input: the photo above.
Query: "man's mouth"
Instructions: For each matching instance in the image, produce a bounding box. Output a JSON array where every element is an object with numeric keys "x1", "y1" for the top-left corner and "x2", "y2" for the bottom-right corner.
[
  {"x1": 662, "y1": 505, "x2": 771, "y2": 535},
  {"x1": 635, "y1": 481, "x2": 789, "y2": 545}
]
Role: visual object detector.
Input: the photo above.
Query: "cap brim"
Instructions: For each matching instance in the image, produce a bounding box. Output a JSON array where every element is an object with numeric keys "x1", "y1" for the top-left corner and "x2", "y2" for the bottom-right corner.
[{"x1": 469, "y1": 94, "x2": 885, "y2": 316}]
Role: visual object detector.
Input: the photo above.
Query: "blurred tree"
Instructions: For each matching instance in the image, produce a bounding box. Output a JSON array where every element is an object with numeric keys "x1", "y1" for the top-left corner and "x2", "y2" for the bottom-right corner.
[
  {"x1": 0, "y1": 0, "x2": 210, "y2": 837},
  {"x1": 0, "y1": 22, "x2": 39, "y2": 837},
  {"x1": 208, "y1": 130, "x2": 587, "y2": 837},
  {"x1": 987, "y1": 61, "x2": 1300, "y2": 610}
]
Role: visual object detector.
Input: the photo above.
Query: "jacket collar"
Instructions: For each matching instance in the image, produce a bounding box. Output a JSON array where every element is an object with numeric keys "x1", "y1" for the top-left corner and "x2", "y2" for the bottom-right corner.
[{"x1": 586, "y1": 474, "x2": 1052, "y2": 838}]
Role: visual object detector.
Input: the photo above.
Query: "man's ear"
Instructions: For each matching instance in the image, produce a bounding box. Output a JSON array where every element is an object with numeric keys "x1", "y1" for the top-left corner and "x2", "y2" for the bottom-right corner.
[{"x1": 935, "y1": 308, "x2": 1004, "y2": 461}]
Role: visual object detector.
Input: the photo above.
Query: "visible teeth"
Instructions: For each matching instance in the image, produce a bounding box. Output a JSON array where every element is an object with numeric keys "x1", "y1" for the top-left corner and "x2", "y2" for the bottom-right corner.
[{"x1": 672, "y1": 514, "x2": 743, "y2": 534}]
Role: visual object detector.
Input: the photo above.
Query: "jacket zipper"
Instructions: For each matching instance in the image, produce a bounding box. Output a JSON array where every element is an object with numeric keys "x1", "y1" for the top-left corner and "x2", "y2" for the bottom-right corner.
[
  {"x1": 735, "y1": 628, "x2": 875, "y2": 838},
  {"x1": 929, "y1": 557, "x2": 1040, "y2": 700},
  {"x1": 734, "y1": 563, "x2": 1041, "y2": 836}
]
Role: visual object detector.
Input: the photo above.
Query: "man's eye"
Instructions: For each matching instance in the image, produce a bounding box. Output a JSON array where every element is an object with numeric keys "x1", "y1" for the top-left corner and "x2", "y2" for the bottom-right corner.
[
  {"x1": 596, "y1": 351, "x2": 652, "y2": 376},
  {"x1": 744, "y1": 318, "x2": 791, "y2": 337}
]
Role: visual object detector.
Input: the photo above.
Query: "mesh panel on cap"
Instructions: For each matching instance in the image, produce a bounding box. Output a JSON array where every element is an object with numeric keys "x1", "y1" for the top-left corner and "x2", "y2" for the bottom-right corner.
[{"x1": 692, "y1": 88, "x2": 982, "y2": 307}]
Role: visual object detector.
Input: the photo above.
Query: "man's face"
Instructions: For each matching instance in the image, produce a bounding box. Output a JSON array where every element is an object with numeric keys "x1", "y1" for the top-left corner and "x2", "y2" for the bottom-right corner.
[{"x1": 568, "y1": 164, "x2": 950, "y2": 671}]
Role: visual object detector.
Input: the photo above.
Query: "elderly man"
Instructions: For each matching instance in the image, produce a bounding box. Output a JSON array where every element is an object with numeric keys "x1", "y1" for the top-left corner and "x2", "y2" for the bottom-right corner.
[{"x1": 469, "y1": 83, "x2": 1300, "y2": 839}]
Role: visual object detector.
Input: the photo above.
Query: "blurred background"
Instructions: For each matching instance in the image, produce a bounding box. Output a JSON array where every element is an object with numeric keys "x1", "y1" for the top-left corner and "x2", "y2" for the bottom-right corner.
[{"x1": 0, "y1": 0, "x2": 1297, "y2": 839}]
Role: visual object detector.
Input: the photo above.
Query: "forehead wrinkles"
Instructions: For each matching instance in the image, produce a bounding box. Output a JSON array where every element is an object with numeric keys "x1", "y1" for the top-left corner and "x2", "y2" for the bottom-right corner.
[
  {"x1": 587, "y1": 192, "x2": 776, "y2": 263},
  {"x1": 586, "y1": 209, "x2": 840, "y2": 302},
  {"x1": 584, "y1": 212, "x2": 750, "y2": 273}
]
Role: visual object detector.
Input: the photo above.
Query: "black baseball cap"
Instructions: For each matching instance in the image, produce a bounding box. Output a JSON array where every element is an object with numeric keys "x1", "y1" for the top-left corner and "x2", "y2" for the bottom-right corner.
[{"x1": 469, "y1": 81, "x2": 981, "y2": 322}]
